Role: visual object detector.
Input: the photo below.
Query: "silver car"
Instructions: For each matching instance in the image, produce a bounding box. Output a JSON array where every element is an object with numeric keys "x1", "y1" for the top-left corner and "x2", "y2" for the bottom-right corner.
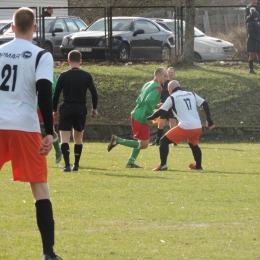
[
  {"x1": 152, "y1": 18, "x2": 237, "y2": 62},
  {"x1": 0, "y1": 16, "x2": 87, "y2": 59}
]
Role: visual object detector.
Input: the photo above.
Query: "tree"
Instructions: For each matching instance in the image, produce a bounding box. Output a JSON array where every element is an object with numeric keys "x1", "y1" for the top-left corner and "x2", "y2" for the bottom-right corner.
[{"x1": 181, "y1": 0, "x2": 195, "y2": 65}]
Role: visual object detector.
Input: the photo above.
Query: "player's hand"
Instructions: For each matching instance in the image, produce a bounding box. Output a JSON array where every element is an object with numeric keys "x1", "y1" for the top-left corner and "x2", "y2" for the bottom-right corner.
[
  {"x1": 39, "y1": 135, "x2": 53, "y2": 156},
  {"x1": 206, "y1": 120, "x2": 215, "y2": 130},
  {"x1": 53, "y1": 111, "x2": 59, "y2": 120},
  {"x1": 91, "y1": 109, "x2": 98, "y2": 117},
  {"x1": 157, "y1": 102, "x2": 163, "y2": 109}
]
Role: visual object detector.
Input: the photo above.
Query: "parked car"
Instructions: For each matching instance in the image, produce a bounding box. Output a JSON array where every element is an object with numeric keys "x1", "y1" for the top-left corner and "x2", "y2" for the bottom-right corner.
[
  {"x1": 60, "y1": 17, "x2": 175, "y2": 61},
  {"x1": 152, "y1": 18, "x2": 237, "y2": 62},
  {"x1": 0, "y1": 16, "x2": 87, "y2": 59},
  {"x1": 0, "y1": 20, "x2": 12, "y2": 35}
]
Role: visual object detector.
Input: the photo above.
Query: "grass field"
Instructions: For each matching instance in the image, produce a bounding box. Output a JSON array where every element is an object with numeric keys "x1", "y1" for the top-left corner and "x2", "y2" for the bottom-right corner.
[{"x1": 1, "y1": 142, "x2": 260, "y2": 260}]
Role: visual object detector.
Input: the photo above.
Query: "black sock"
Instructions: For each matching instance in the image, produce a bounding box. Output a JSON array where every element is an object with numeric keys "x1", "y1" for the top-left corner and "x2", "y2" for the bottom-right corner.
[
  {"x1": 157, "y1": 128, "x2": 164, "y2": 139},
  {"x1": 188, "y1": 143, "x2": 202, "y2": 169},
  {"x1": 159, "y1": 136, "x2": 171, "y2": 166},
  {"x1": 74, "y1": 144, "x2": 83, "y2": 166},
  {"x1": 35, "y1": 199, "x2": 55, "y2": 257},
  {"x1": 61, "y1": 143, "x2": 70, "y2": 167}
]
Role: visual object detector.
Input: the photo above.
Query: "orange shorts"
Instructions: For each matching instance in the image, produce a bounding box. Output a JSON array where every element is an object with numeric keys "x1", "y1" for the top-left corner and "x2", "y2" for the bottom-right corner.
[
  {"x1": 37, "y1": 109, "x2": 56, "y2": 125},
  {"x1": 131, "y1": 116, "x2": 150, "y2": 141},
  {"x1": 0, "y1": 130, "x2": 48, "y2": 182},
  {"x1": 165, "y1": 126, "x2": 202, "y2": 146}
]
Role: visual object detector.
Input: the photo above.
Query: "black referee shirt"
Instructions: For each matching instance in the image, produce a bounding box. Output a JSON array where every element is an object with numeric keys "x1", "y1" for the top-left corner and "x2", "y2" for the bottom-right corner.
[
  {"x1": 161, "y1": 79, "x2": 170, "y2": 103},
  {"x1": 53, "y1": 68, "x2": 98, "y2": 111}
]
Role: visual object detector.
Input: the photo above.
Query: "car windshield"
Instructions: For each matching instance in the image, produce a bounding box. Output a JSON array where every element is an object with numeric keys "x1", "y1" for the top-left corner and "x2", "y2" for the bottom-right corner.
[
  {"x1": 163, "y1": 21, "x2": 205, "y2": 37},
  {"x1": 87, "y1": 19, "x2": 133, "y2": 31},
  {"x1": 0, "y1": 22, "x2": 10, "y2": 30}
]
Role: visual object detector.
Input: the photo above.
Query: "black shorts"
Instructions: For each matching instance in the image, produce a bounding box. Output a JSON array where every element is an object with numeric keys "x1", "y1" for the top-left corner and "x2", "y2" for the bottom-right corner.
[
  {"x1": 160, "y1": 109, "x2": 176, "y2": 120},
  {"x1": 58, "y1": 103, "x2": 87, "y2": 132}
]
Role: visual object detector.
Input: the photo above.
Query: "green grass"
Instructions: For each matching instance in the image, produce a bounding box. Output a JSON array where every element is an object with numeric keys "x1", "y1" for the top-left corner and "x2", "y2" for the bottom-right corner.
[
  {"x1": 1, "y1": 142, "x2": 260, "y2": 259},
  {"x1": 55, "y1": 61, "x2": 260, "y2": 127}
]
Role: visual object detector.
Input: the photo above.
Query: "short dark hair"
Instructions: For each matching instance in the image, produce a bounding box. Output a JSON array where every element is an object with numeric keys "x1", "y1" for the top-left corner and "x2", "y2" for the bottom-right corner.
[
  {"x1": 13, "y1": 7, "x2": 35, "y2": 34},
  {"x1": 68, "y1": 50, "x2": 82, "y2": 62}
]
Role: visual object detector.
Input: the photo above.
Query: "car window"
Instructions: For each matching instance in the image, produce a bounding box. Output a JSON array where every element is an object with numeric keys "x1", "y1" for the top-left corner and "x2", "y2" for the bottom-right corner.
[
  {"x1": 87, "y1": 19, "x2": 133, "y2": 31},
  {"x1": 74, "y1": 19, "x2": 87, "y2": 31},
  {"x1": 157, "y1": 22, "x2": 172, "y2": 32},
  {"x1": 64, "y1": 18, "x2": 79, "y2": 32},
  {"x1": 135, "y1": 20, "x2": 159, "y2": 33},
  {"x1": 53, "y1": 19, "x2": 68, "y2": 32}
]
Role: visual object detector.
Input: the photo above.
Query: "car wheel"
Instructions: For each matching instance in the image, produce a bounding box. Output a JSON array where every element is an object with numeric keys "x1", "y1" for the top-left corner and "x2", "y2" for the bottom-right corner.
[
  {"x1": 194, "y1": 52, "x2": 203, "y2": 62},
  {"x1": 119, "y1": 43, "x2": 129, "y2": 60},
  {"x1": 161, "y1": 45, "x2": 170, "y2": 61},
  {"x1": 45, "y1": 42, "x2": 53, "y2": 55}
]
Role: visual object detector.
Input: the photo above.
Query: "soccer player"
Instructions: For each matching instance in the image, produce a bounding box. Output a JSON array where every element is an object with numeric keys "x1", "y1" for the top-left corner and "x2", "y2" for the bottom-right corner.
[
  {"x1": 147, "y1": 80, "x2": 215, "y2": 171},
  {"x1": 0, "y1": 7, "x2": 62, "y2": 260},
  {"x1": 107, "y1": 67, "x2": 167, "y2": 168},
  {"x1": 53, "y1": 50, "x2": 98, "y2": 172},
  {"x1": 37, "y1": 74, "x2": 62, "y2": 163},
  {"x1": 150, "y1": 67, "x2": 178, "y2": 146}
]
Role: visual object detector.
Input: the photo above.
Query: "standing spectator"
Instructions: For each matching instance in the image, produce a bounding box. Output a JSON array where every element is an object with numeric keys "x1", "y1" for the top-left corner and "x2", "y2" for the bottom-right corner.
[
  {"x1": 0, "y1": 7, "x2": 62, "y2": 260},
  {"x1": 147, "y1": 80, "x2": 215, "y2": 171},
  {"x1": 150, "y1": 67, "x2": 177, "y2": 146},
  {"x1": 42, "y1": 6, "x2": 53, "y2": 17},
  {"x1": 53, "y1": 50, "x2": 98, "y2": 172},
  {"x1": 246, "y1": 0, "x2": 260, "y2": 21},
  {"x1": 37, "y1": 74, "x2": 62, "y2": 164},
  {"x1": 246, "y1": 8, "x2": 260, "y2": 74},
  {"x1": 107, "y1": 67, "x2": 167, "y2": 168}
]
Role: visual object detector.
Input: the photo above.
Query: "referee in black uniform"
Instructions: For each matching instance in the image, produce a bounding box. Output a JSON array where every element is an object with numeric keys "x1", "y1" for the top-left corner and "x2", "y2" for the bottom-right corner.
[
  {"x1": 150, "y1": 67, "x2": 177, "y2": 146},
  {"x1": 53, "y1": 50, "x2": 98, "y2": 172}
]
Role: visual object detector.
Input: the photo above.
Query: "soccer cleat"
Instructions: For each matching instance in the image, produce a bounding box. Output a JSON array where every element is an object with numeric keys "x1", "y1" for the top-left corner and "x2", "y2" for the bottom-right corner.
[
  {"x1": 43, "y1": 254, "x2": 63, "y2": 260},
  {"x1": 189, "y1": 163, "x2": 203, "y2": 170},
  {"x1": 107, "y1": 135, "x2": 118, "y2": 152},
  {"x1": 72, "y1": 164, "x2": 79, "y2": 171},
  {"x1": 149, "y1": 138, "x2": 160, "y2": 146},
  {"x1": 172, "y1": 143, "x2": 177, "y2": 147},
  {"x1": 153, "y1": 164, "x2": 168, "y2": 171},
  {"x1": 61, "y1": 165, "x2": 71, "y2": 172},
  {"x1": 125, "y1": 163, "x2": 143, "y2": 168},
  {"x1": 55, "y1": 152, "x2": 62, "y2": 163}
]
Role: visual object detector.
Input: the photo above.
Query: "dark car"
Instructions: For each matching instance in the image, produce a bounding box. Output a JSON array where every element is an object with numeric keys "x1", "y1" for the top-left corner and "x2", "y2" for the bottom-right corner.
[
  {"x1": 0, "y1": 16, "x2": 87, "y2": 59},
  {"x1": 60, "y1": 17, "x2": 175, "y2": 61},
  {"x1": 0, "y1": 20, "x2": 12, "y2": 35}
]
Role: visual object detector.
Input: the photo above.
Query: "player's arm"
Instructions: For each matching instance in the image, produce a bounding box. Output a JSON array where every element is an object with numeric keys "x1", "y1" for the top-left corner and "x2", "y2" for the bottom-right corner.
[
  {"x1": 201, "y1": 101, "x2": 215, "y2": 130},
  {"x1": 144, "y1": 88, "x2": 163, "y2": 115},
  {"x1": 88, "y1": 75, "x2": 98, "y2": 116},
  {"x1": 147, "y1": 96, "x2": 173, "y2": 121},
  {"x1": 37, "y1": 79, "x2": 53, "y2": 136}
]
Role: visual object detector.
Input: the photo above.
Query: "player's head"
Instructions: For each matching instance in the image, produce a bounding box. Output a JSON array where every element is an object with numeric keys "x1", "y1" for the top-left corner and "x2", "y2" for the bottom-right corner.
[
  {"x1": 154, "y1": 67, "x2": 167, "y2": 84},
  {"x1": 12, "y1": 7, "x2": 36, "y2": 35},
  {"x1": 68, "y1": 50, "x2": 82, "y2": 65},
  {"x1": 168, "y1": 80, "x2": 181, "y2": 94},
  {"x1": 167, "y1": 67, "x2": 176, "y2": 80},
  {"x1": 46, "y1": 6, "x2": 53, "y2": 15}
]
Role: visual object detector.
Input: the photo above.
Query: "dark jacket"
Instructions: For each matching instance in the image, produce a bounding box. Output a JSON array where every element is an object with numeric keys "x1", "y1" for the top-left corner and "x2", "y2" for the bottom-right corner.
[
  {"x1": 246, "y1": 4, "x2": 260, "y2": 22},
  {"x1": 246, "y1": 16, "x2": 260, "y2": 52},
  {"x1": 42, "y1": 11, "x2": 51, "y2": 17}
]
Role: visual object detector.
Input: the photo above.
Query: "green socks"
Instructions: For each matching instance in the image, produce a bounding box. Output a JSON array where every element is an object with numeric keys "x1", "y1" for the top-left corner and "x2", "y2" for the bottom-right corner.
[
  {"x1": 127, "y1": 148, "x2": 141, "y2": 165},
  {"x1": 53, "y1": 138, "x2": 61, "y2": 154},
  {"x1": 117, "y1": 137, "x2": 140, "y2": 148}
]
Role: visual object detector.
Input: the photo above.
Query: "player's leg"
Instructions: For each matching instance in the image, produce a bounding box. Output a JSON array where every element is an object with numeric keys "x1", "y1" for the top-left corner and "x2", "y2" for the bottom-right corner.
[
  {"x1": 150, "y1": 112, "x2": 167, "y2": 146},
  {"x1": 52, "y1": 128, "x2": 62, "y2": 163},
  {"x1": 71, "y1": 129, "x2": 84, "y2": 171},
  {"x1": 7, "y1": 130, "x2": 61, "y2": 259},
  {"x1": 60, "y1": 131, "x2": 71, "y2": 172},
  {"x1": 59, "y1": 103, "x2": 75, "y2": 172},
  {"x1": 187, "y1": 128, "x2": 203, "y2": 170},
  {"x1": 153, "y1": 126, "x2": 184, "y2": 171},
  {"x1": 249, "y1": 52, "x2": 256, "y2": 74},
  {"x1": 168, "y1": 110, "x2": 178, "y2": 146}
]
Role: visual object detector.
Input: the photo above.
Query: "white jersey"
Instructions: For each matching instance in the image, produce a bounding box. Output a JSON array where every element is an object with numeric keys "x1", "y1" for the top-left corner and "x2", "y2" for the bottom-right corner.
[
  {"x1": 161, "y1": 90, "x2": 205, "y2": 129},
  {"x1": 0, "y1": 38, "x2": 53, "y2": 133}
]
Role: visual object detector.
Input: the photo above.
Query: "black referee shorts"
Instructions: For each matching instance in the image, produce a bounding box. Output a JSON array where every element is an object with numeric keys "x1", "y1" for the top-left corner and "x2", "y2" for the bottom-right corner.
[
  {"x1": 59, "y1": 103, "x2": 87, "y2": 132},
  {"x1": 160, "y1": 109, "x2": 176, "y2": 120}
]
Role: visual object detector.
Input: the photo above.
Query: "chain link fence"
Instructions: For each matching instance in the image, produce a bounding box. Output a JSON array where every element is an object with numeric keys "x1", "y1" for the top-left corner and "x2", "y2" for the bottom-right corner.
[{"x1": 0, "y1": 5, "x2": 250, "y2": 62}]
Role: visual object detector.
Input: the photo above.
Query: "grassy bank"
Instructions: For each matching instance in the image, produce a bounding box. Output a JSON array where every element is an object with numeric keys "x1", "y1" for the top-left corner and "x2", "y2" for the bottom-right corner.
[{"x1": 54, "y1": 61, "x2": 260, "y2": 127}]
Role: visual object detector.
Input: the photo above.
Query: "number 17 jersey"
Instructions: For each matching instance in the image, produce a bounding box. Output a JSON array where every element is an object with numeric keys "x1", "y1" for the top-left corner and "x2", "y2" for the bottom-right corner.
[
  {"x1": 161, "y1": 90, "x2": 205, "y2": 130},
  {"x1": 0, "y1": 38, "x2": 53, "y2": 133}
]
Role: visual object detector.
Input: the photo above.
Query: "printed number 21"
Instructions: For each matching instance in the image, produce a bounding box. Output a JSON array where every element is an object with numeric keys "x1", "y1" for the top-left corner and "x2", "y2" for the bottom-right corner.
[
  {"x1": 183, "y1": 98, "x2": 192, "y2": 110},
  {"x1": 0, "y1": 64, "x2": 18, "y2": 92}
]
